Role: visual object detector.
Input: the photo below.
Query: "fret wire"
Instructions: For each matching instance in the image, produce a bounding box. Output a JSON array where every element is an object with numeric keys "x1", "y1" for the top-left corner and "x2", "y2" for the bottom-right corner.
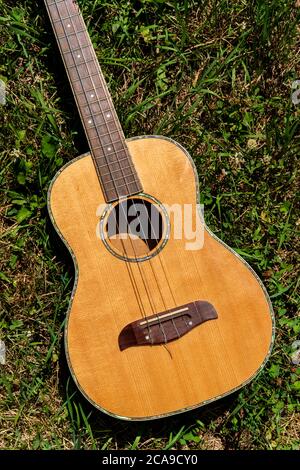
[
  {"x1": 88, "y1": 132, "x2": 128, "y2": 151},
  {"x1": 78, "y1": 84, "x2": 131, "y2": 184},
  {"x1": 87, "y1": 134, "x2": 116, "y2": 143},
  {"x1": 89, "y1": 131, "x2": 126, "y2": 146},
  {"x1": 59, "y1": 7, "x2": 119, "y2": 140},
  {"x1": 63, "y1": 0, "x2": 120, "y2": 197},
  {"x1": 90, "y1": 132, "x2": 121, "y2": 145},
  {"x1": 47, "y1": 0, "x2": 141, "y2": 199},
  {"x1": 91, "y1": 143, "x2": 126, "y2": 157},
  {"x1": 93, "y1": 147, "x2": 130, "y2": 159},
  {"x1": 84, "y1": 113, "x2": 114, "y2": 123},
  {"x1": 68, "y1": 2, "x2": 135, "y2": 197},
  {"x1": 57, "y1": 28, "x2": 88, "y2": 39},
  {"x1": 93, "y1": 138, "x2": 128, "y2": 147},
  {"x1": 94, "y1": 156, "x2": 130, "y2": 165},
  {"x1": 107, "y1": 148, "x2": 132, "y2": 156},
  {"x1": 70, "y1": 44, "x2": 91, "y2": 54},
  {"x1": 75, "y1": 28, "x2": 136, "y2": 195},
  {"x1": 84, "y1": 94, "x2": 129, "y2": 161},
  {"x1": 103, "y1": 173, "x2": 138, "y2": 184},
  {"x1": 88, "y1": 131, "x2": 123, "y2": 143},
  {"x1": 90, "y1": 141, "x2": 139, "y2": 190},
  {"x1": 53, "y1": 15, "x2": 81, "y2": 24},
  {"x1": 77, "y1": 88, "x2": 108, "y2": 97},
  {"x1": 96, "y1": 158, "x2": 135, "y2": 173},
  {"x1": 55, "y1": 0, "x2": 118, "y2": 197},
  {"x1": 88, "y1": 92, "x2": 138, "y2": 196},
  {"x1": 77, "y1": 82, "x2": 122, "y2": 138},
  {"x1": 68, "y1": 58, "x2": 96, "y2": 69},
  {"x1": 76, "y1": 97, "x2": 109, "y2": 108},
  {"x1": 101, "y1": 165, "x2": 136, "y2": 176},
  {"x1": 72, "y1": 71, "x2": 100, "y2": 82},
  {"x1": 96, "y1": 67, "x2": 130, "y2": 151},
  {"x1": 76, "y1": 96, "x2": 110, "y2": 107}
]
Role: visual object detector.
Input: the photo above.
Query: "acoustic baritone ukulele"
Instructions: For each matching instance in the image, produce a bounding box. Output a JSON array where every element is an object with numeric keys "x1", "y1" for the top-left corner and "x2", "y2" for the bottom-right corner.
[{"x1": 45, "y1": 0, "x2": 274, "y2": 420}]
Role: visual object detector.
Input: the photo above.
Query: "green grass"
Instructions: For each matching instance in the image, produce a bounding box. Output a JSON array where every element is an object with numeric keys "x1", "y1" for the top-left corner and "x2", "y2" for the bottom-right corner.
[{"x1": 0, "y1": 0, "x2": 299, "y2": 450}]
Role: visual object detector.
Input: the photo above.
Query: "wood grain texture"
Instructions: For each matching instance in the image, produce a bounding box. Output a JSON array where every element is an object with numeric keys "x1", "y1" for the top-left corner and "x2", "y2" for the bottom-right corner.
[{"x1": 48, "y1": 136, "x2": 274, "y2": 420}]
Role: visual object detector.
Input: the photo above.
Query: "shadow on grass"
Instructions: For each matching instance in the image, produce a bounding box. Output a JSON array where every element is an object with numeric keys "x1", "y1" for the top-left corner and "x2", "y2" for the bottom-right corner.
[{"x1": 58, "y1": 351, "x2": 239, "y2": 449}]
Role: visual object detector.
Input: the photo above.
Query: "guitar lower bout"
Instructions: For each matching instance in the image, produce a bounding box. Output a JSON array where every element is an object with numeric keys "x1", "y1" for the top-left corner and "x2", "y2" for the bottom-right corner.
[{"x1": 48, "y1": 135, "x2": 274, "y2": 420}]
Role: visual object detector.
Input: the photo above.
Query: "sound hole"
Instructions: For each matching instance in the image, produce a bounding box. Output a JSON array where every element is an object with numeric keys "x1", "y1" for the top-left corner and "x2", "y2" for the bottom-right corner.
[{"x1": 101, "y1": 196, "x2": 168, "y2": 261}]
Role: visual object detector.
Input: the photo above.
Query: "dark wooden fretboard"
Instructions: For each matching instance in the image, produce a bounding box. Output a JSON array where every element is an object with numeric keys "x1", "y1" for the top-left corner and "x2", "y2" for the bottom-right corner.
[{"x1": 44, "y1": 0, "x2": 142, "y2": 202}]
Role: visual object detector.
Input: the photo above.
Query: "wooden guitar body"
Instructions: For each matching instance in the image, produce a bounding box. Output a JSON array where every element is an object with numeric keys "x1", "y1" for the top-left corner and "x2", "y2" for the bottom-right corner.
[{"x1": 48, "y1": 136, "x2": 274, "y2": 420}]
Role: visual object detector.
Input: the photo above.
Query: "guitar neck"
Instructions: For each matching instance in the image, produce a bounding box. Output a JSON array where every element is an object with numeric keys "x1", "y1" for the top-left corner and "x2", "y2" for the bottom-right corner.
[{"x1": 44, "y1": 0, "x2": 142, "y2": 202}]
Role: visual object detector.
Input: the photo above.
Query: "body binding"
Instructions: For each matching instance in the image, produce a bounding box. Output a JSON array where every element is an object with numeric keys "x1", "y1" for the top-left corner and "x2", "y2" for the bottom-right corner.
[{"x1": 48, "y1": 135, "x2": 274, "y2": 420}]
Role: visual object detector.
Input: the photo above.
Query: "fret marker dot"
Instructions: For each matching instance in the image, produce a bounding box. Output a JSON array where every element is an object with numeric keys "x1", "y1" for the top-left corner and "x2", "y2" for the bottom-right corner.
[
  {"x1": 67, "y1": 24, "x2": 71, "y2": 28},
  {"x1": 90, "y1": 94, "x2": 94, "y2": 98},
  {"x1": 88, "y1": 119, "x2": 92, "y2": 124},
  {"x1": 107, "y1": 147, "x2": 112, "y2": 151},
  {"x1": 106, "y1": 113, "x2": 111, "y2": 118},
  {"x1": 77, "y1": 54, "x2": 81, "y2": 58}
]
